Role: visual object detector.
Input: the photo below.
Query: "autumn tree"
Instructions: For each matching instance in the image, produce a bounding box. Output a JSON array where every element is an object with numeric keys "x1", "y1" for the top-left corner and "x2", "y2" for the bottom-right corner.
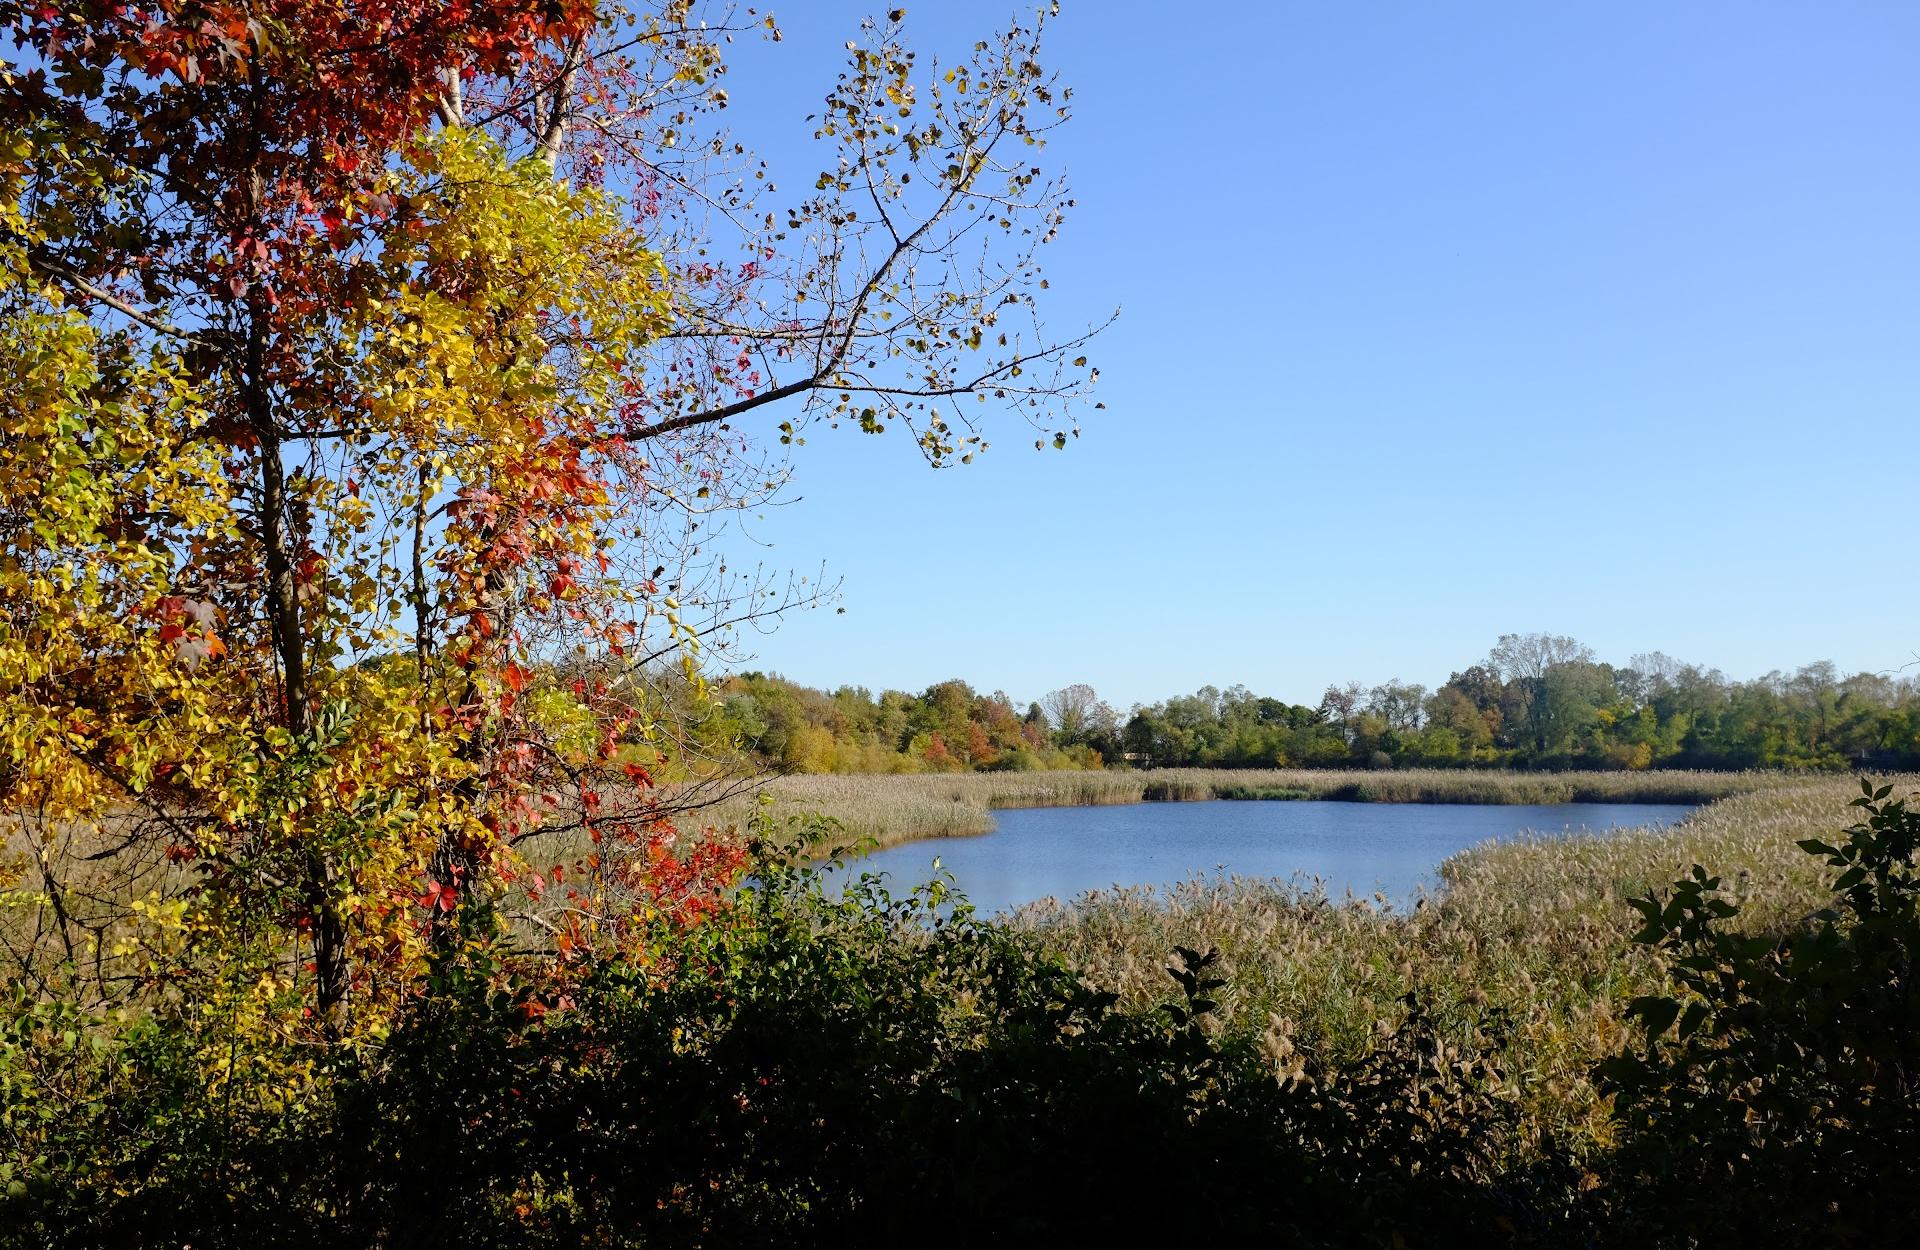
[
  {"x1": 1426, "y1": 684, "x2": 1498, "y2": 752},
  {"x1": 0, "y1": 0, "x2": 1101, "y2": 1042}
]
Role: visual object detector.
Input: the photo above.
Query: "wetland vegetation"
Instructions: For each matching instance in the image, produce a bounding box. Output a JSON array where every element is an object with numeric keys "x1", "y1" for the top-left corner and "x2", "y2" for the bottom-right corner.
[
  {"x1": 1009, "y1": 782, "x2": 1853, "y2": 1152},
  {"x1": 2, "y1": 1, "x2": 1914, "y2": 1246},
  {"x1": 13, "y1": 778, "x2": 1915, "y2": 1247}
]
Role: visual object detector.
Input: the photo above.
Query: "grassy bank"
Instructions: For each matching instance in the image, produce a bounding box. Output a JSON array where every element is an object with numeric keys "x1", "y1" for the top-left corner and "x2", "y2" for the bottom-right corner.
[
  {"x1": 1006, "y1": 780, "x2": 1854, "y2": 1151},
  {"x1": 694, "y1": 767, "x2": 1805, "y2": 854}
]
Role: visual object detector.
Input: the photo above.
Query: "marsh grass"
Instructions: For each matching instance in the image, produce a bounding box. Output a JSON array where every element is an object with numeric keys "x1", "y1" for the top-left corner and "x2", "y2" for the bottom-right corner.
[
  {"x1": 1006, "y1": 780, "x2": 1861, "y2": 1152},
  {"x1": 692, "y1": 767, "x2": 1806, "y2": 854},
  {"x1": 676, "y1": 764, "x2": 1845, "y2": 1156}
]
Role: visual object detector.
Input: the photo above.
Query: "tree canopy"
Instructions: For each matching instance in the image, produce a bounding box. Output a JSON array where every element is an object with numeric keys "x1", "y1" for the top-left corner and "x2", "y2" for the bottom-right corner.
[
  {"x1": 0, "y1": 0, "x2": 1099, "y2": 1036},
  {"x1": 708, "y1": 639, "x2": 1920, "y2": 776}
]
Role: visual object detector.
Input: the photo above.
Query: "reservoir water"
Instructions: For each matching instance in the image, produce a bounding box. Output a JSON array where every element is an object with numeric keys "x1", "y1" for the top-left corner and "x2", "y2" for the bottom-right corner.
[{"x1": 839, "y1": 799, "x2": 1695, "y2": 915}]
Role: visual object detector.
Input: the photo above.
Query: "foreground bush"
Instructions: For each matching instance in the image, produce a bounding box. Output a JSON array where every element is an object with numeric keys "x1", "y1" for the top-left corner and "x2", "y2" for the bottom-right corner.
[
  {"x1": 3, "y1": 837, "x2": 1544, "y2": 1249},
  {"x1": 1597, "y1": 781, "x2": 1920, "y2": 1245},
  {"x1": 5, "y1": 791, "x2": 1918, "y2": 1247}
]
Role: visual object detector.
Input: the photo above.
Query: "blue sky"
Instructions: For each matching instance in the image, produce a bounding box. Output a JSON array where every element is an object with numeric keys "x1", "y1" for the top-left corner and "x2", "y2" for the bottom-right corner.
[{"x1": 696, "y1": 1, "x2": 1920, "y2": 710}]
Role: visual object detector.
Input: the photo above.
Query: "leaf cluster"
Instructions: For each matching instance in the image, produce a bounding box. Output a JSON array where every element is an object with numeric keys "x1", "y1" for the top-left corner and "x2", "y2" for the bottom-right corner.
[{"x1": 1596, "y1": 779, "x2": 1920, "y2": 1245}]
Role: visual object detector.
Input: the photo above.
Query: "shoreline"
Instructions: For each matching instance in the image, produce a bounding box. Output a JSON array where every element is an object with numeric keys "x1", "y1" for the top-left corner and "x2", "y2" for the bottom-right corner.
[{"x1": 693, "y1": 767, "x2": 1820, "y2": 856}]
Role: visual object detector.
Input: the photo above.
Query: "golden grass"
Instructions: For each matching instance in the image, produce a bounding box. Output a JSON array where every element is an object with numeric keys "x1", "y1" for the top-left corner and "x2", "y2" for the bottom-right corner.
[
  {"x1": 689, "y1": 767, "x2": 1808, "y2": 855},
  {"x1": 0, "y1": 809, "x2": 200, "y2": 1005},
  {"x1": 1005, "y1": 779, "x2": 1864, "y2": 1152}
]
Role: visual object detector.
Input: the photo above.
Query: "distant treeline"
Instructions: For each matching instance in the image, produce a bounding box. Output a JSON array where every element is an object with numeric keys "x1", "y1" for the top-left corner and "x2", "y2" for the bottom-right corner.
[
  {"x1": 716, "y1": 673, "x2": 1104, "y2": 775},
  {"x1": 719, "y1": 634, "x2": 1920, "y2": 774}
]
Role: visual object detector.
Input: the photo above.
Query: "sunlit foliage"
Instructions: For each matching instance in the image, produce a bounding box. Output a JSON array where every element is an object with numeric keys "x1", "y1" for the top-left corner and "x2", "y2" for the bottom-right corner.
[{"x1": 0, "y1": 0, "x2": 1098, "y2": 1053}]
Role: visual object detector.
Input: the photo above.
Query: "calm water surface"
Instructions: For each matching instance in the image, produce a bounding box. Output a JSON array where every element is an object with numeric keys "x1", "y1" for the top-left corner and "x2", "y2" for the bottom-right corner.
[{"x1": 839, "y1": 800, "x2": 1695, "y2": 915}]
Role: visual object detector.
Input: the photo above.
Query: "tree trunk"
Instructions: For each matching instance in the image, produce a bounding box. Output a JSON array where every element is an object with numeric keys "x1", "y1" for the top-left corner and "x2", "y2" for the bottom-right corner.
[{"x1": 247, "y1": 311, "x2": 348, "y2": 1028}]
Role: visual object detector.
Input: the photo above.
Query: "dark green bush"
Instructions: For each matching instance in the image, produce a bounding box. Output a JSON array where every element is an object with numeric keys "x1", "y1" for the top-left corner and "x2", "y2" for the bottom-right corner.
[
  {"x1": 312, "y1": 850, "x2": 1546, "y2": 1249},
  {"x1": 2, "y1": 834, "x2": 1544, "y2": 1249},
  {"x1": 1597, "y1": 780, "x2": 1920, "y2": 1246}
]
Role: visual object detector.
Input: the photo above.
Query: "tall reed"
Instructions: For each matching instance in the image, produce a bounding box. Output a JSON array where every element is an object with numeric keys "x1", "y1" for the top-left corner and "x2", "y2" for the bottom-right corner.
[{"x1": 1006, "y1": 780, "x2": 1858, "y2": 1152}]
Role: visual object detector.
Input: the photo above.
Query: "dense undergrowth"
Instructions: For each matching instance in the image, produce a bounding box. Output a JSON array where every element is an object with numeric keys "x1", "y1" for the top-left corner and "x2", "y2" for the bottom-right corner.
[
  {"x1": 0, "y1": 830, "x2": 1547, "y2": 1249},
  {"x1": 4, "y1": 782, "x2": 1916, "y2": 1247}
]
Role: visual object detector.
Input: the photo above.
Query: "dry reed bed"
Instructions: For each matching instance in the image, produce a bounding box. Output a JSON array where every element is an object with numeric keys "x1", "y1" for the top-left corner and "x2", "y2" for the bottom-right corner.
[
  {"x1": 0, "y1": 810, "x2": 203, "y2": 1002},
  {"x1": 693, "y1": 767, "x2": 1806, "y2": 854},
  {"x1": 1006, "y1": 780, "x2": 1861, "y2": 1151}
]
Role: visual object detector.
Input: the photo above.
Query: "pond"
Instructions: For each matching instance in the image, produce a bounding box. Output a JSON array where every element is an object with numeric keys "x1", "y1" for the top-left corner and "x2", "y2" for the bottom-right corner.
[{"x1": 835, "y1": 799, "x2": 1696, "y2": 915}]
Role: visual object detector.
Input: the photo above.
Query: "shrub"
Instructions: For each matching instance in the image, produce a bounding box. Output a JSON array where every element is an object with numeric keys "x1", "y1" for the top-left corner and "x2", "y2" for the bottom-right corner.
[
  {"x1": 2, "y1": 822, "x2": 1554, "y2": 1248},
  {"x1": 312, "y1": 847, "x2": 1549, "y2": 1248},
  {"x1": 1596, "y1": 780, "x2": 1920, "y2": 1245}
]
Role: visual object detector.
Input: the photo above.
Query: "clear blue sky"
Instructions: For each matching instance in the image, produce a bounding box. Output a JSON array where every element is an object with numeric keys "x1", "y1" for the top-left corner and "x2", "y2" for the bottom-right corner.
[{"x1": 697, "y1": 1, "x2": 1920, "y2": 711}]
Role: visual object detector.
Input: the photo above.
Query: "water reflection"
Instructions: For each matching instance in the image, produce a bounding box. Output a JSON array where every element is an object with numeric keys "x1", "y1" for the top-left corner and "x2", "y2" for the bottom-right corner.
[{"x1": 831, "y1": 799, "x2": 1695, "y2": 916}]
